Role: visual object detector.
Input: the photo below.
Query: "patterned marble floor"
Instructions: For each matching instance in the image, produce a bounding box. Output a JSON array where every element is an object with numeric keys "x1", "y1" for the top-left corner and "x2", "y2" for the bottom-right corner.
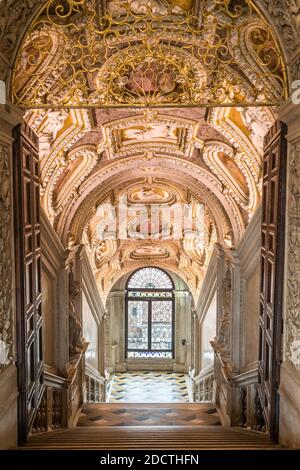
[
  {"x1": 108, "y1": 372, "x2": 189, "y2": 403},
  {"x1": 78, "y1": 403, "x2": 221, "y2": 427}
]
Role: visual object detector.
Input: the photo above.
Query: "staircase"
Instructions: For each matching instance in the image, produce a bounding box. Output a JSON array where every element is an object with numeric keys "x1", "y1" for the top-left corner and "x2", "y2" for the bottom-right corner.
[
  {"x1": 19, "y1": 400, "x2": 280, "y2": 450},
  {"x1": 20, "y1": 426, "x2": 278, "y2": 450}
]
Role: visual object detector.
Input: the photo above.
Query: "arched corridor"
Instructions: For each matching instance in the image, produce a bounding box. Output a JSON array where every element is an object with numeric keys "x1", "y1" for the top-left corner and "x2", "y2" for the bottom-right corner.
[{"x1": 0, "y1": 0, "x2": 300, "y2": 454}]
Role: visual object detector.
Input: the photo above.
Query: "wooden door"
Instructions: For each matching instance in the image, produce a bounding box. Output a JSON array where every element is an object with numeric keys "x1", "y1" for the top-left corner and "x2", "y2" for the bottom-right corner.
[
  {"x1": 259, "y1": 121, "x2": 287, "y2": 441},
  {"x1": 13, "y1": 122, "x2": 43, "y2": 443}
]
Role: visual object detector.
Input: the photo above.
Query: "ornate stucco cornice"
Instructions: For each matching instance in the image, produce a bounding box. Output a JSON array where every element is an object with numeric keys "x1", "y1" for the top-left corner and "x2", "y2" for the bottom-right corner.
[
  {"x1": 258, "y1": 0, "x2": 300, "y2": 61},
  {"x1": 0, "y1": 0, "x2": 44, "y2": 81}
]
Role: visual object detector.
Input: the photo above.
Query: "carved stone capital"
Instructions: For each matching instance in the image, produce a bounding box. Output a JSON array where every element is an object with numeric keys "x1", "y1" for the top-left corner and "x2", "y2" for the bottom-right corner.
[
  {"x1": 0, "y1": 103, "x2": 24, "y2": 142},
  {"x1": 277, "y1": 99, "x2": 300, "y2": 143}
]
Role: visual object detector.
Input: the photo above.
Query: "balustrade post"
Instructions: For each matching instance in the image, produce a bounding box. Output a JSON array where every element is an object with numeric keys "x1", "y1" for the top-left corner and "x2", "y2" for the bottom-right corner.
[
  {"x1": 103, "y1": 380, "x2": 106, "y2": 403},
  {"x1": 46, "y1": 387, "x2": 53, "y2": 431}
]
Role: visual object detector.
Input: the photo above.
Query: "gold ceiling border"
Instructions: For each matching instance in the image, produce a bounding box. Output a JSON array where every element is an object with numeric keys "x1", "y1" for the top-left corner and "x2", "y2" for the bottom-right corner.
[{"x1": 11, "y1": 0, "x2": 288, "y2": 108}]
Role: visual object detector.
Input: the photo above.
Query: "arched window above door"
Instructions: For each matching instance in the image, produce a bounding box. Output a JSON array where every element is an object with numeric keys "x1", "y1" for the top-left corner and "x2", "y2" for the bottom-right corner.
[
  {"x1": 126, "y1": 268, "x2": 174, "y2": 359},
  {"x1": 127, "y1": 267, "x2": 173, "y2": 290}
]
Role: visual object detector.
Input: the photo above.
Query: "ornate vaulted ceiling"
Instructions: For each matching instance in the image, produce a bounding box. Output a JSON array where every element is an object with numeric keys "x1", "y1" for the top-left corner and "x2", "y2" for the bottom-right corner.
[
  {"x1": 15, "y1": 0, "x2": 278, "y2": 303},
  {"x1": 24, "y1": 102, "x2": 274, "y2": 302},
  {"x1": 12, "y1": 0, "x2": 287, "y2": 108}
]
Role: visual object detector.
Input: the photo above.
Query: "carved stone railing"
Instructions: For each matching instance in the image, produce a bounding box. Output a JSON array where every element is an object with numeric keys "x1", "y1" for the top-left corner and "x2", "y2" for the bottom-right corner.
[
  {"x1": 232, "y1": 369, "x2": 266, "y2": 432},
  {"x1": 214, "y1": 351, "x2": 231, "y2": 423},
  {"x1": 192, "y1": 366, "x2": 215, "y2": 403},
  {"x1": 213, "y1": 351, "x2": 266, "y2": 431},
  {"x1": 84, "y1": 364, "x2": 111, "y2": 403},
  {"x1": 66, "y1": 342, "x2": 89, "y2": 425},
  {"x1": 31, "y1": 371, "x2": 68, "y2": 435}
]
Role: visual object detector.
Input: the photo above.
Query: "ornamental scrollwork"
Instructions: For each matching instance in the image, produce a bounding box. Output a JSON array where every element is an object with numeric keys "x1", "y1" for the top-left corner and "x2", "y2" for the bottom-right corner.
[{"x1": 11, "y1": 0, "x2": 288, "y2": 108}]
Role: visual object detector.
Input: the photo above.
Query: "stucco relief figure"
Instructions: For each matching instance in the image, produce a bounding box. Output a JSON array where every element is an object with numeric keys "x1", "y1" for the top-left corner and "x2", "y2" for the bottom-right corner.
[
  {"x1": 217, "y1": 152, "x2": 249, "y2": 196},
  {"x1": 124, "y1": 124, "x2": 176, "y2": 142},
  {"x1": 0, "y1": 158, "x2": 9, "y2": 210},
  {"x1": 0, "y1": 0, "x2": 40, "y2": 56},
  {"x1": 134, "y1": 186, "x2": 166, "y2": 200},
  {"x1": 212, "y1": 309, "x2": 230, "y2": 358},
  {"x1": 138, "y1": 187, "x2": 160, "y2": 199},
  {"x1": 129, "y1": 185, "x2": 173, "y2": 203},
  {"x1": 37, "y1": 109, "x2": 69, "y2": 157},
  {"x1": 211, "y1": 275, "x2": 231, "y2": 361},
  {"x1": 290, "y1": 339, "x2": 300, "y2": 368},
  {"x1": 42, "y1": 110, "x2": 68, "y2": 141},
  {"x1": 127, "y1": 63, "x2": 176, "y2": 95},
  {"x1": 238, "y1": 108, "x2": 269, "y2": 152},
  {"x1": 290, "y1": 157, "x2": 300, "y2": 214},
  {"x1": 131, "y1": 245, "x2": 169, "y2": 258},
  {"x1": 69, "y1": 278, "x2": 85, "y2": 363}
]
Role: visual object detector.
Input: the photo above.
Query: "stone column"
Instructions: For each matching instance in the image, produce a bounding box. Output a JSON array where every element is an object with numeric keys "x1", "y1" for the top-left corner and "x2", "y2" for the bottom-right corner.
[
  {"x1": 103, "y1": 309, "x2": 111, "y2": 372},
  {"x1": 57, "y1": 257, "x2": 69, "y2": 375},
  {"x1": 74, "y1": 245, "x2": 85, "y2": 324},
  {"x1": 185, "y1": 291, "x2": 192, "y2": 371},
  {"x1": 99, "y1": 317, "x2": 106, "y2": 375},
  {"x1": 191, "y1": 309, "x2": 200, "y2": 373},
  {"x1": 106, "y1": 290, "x2": 126, "y2": 372},
  {"x1": 215, "y1": 243, "x2": 226, "y2": 331},
  {"x1": 230, "y1": 250, "x2": 241, "y2": 373},
  {"x1": 0, "y1": 104, "x2": 23, "y2": 449},
  {"x1": 277, "y1": 100, "x2": 300, "y2": 448},
  {"x1": 174, "y1": 290, "x2": 191, "y2": 373}
]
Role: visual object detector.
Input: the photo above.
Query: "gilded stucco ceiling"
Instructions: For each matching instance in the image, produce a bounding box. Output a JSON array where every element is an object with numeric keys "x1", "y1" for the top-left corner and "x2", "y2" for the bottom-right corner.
[
  {"x1": 12, "y1": 0, "x2": 287, "y2": 108},
  {"x1": 24, "y1": 101, "x2": 274, "y2": 302},
  {"x1": 15, "y1": 0, "x2": 278, "y2": 302}
]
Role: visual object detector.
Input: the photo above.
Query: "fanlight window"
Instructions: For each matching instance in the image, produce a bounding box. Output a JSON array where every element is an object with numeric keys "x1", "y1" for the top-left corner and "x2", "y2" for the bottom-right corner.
[
  {"x1": 127, "y1": 267, "x2": 173, "y2": 290},
  {"x1": 126, "y1": 267, "x2": 174, "y2": 359}
]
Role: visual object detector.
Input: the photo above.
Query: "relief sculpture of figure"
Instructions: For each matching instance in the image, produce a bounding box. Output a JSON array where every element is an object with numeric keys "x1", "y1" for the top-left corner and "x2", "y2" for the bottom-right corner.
[{"x1": 69, "y1": 277, "x2": 85, "y2": 363}]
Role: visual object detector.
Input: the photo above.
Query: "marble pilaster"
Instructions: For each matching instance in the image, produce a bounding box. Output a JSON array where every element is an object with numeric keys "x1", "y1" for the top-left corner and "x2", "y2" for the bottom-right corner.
[
  {"x1": 276, "y1": 100, "x2": 300, "y2": 448},
  {"x1": 0, "y1": 103, "x2": 23, "y2": 449}
]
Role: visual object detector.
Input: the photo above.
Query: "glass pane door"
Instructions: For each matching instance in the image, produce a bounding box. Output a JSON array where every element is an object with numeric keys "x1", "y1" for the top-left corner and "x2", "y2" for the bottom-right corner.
[
  {"x1": 127, "y1": 301, "x2": 149, "y2": 350},
  {"x1": 151, "y1": 301, "x2": 173, "y2": 351}
]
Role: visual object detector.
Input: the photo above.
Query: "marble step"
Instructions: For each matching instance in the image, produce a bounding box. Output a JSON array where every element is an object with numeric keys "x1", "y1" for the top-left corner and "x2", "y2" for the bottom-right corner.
[{"x1": 21, "y1": 426, "x2": 278, "y2": 450}]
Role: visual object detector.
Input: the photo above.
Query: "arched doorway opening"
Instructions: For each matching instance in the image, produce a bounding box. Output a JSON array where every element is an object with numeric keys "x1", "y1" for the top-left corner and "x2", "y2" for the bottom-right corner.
[
  {"x1": 126, "y1": 267, "x2": 175, "y2": 360},
  {"x1": 105, "y1": 267, "x2": 194, "y2": 375},
  {"x1": 92, "y1": 266, "x2": 214, "y2": 409}
]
